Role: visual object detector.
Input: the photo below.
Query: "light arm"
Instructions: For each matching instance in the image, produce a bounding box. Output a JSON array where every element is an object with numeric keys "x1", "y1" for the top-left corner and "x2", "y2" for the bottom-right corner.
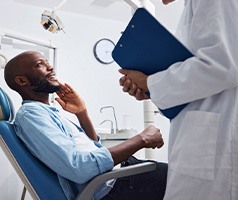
[{"x1": 124, "y1": 0, "x2": 155, "y2": 14}]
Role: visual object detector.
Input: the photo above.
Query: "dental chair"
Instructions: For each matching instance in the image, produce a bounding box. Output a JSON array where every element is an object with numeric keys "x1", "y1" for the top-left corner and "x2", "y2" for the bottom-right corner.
[{"x1": 0, "y1": 87, "x2": 156, "y2": 200}]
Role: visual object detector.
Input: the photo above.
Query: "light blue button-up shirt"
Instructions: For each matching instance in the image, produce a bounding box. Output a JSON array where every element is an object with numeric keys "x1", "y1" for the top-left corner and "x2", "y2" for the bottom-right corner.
[{"x1": 14, "y1": 100, "x2": 115, "y2": 200}]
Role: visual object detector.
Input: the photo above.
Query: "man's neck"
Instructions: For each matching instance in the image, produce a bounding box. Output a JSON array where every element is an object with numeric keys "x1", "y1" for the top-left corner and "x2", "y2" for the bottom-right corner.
[{"x1": 22, "y1": 94, "x2": 50, "y2": 105}]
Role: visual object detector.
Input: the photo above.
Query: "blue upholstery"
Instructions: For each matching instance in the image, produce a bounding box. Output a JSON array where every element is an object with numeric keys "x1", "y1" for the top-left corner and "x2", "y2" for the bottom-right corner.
[
  {"x1": 0, "y1": 87, "x2": 67, "y2": 200},
  {"x1": 0, "y1": 88, "x2": 14, "y2": 121}
]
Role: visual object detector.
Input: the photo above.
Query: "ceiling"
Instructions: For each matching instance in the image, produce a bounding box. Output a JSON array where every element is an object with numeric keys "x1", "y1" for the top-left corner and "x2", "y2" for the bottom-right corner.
[
  {"x1": 14, "y1": 0, "x2": 183, "y2": 22},
  {"x1": 15, "y1": 0, "x2": 135, "y2": 22}
]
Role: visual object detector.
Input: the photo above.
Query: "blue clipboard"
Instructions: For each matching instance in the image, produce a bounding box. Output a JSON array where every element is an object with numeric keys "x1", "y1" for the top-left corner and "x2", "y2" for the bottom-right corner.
[{"x1": 112, "y1": 8, "x2": 193, "y2": 120}]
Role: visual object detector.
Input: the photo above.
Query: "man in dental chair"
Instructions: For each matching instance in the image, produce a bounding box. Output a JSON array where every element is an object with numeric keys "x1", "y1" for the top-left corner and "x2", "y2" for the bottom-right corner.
[{"x1": 4, "y1": 51, "x2": 167, "y2": 200}]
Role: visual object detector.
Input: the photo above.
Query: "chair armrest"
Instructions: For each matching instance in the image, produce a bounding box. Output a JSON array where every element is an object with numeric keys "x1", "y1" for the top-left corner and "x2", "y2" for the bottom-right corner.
[{"x1": 76, "y1": 162, "x2": 156, "y2": 200}]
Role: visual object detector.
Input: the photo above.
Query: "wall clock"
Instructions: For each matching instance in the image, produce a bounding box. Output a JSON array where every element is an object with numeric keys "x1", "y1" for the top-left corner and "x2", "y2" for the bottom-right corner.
[{"x1": 93, "y1": 38, "x2": 115, "y2": 64}]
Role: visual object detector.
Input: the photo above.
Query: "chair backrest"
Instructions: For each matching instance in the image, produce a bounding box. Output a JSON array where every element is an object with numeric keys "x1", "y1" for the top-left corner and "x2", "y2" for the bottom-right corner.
[
  {"x1": 0, "y1": 87, "x2": 67, "y2": 200},
  {"x1": 0, "y1": 88, "x2": 14, "y2": 122}
]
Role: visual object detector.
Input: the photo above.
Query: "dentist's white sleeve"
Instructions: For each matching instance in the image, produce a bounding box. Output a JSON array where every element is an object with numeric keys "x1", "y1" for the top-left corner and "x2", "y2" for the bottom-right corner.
[{"x1": 147, "y1": 0, "x2": 238, "y2": 110}]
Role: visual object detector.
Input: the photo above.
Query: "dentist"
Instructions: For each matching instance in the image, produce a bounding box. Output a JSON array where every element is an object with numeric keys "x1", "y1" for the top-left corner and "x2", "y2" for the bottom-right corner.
[{"x1": 119, "y1": 0, "x2": 238, "y2": 200}]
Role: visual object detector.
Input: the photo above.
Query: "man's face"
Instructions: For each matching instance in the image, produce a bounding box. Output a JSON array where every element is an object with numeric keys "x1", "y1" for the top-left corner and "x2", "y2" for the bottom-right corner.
[
  {"x1": 162, "y1": 0, "x2": 176, "y2": 5},
  {"x1": 24, "y1": 52, "x2": 61, "y2": 93}
]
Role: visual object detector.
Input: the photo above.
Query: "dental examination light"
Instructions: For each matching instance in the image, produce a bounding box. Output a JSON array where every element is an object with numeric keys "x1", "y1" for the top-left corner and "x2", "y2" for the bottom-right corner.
[{"x1": 41, "y1": 0, "x2": 68, "y2": 33}]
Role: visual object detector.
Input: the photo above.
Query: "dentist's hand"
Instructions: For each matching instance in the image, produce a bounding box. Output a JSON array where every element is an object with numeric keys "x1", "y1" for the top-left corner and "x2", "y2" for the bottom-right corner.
[
  {"x1": 55, "y1": 83, "x2": 86, "y2": 115},
  {"x1": 162, "y1": 0, "x2": 175, "y2": 5},
  {"x1": 119, "y1": 69, "x2": 149, "y2": 100}
]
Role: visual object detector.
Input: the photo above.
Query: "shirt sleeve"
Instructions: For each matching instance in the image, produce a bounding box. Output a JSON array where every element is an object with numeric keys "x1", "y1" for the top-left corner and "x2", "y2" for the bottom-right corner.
[
  {"x1": 14, "y1": 106, "x2": 114, "y2": 184},
  {"x1": 148, "y1": 0, "x2": 238, "y2": 109}
]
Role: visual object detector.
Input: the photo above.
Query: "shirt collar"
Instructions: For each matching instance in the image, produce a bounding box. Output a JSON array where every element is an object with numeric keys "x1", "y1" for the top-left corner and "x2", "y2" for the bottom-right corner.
[{"x1": 22, "y1": 100, "x2": 58, "y2": 112}]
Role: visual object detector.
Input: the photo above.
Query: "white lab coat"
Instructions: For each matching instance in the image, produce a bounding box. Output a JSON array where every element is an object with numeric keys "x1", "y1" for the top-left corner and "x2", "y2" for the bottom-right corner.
[{"x1": 148, "y1": 0, "x2": 238, "y2": 199}]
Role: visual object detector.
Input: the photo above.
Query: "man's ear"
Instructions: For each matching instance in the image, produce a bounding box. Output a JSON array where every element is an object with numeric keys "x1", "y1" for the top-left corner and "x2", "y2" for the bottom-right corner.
[{"x1": 15, "y1": 76, "x2": 28, "y2": 86}]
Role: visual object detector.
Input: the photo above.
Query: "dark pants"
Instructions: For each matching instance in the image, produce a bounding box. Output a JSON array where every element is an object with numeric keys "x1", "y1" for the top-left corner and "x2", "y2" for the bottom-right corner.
[{"x1": 101, "y1": 156, "x2": 168, "y2": 200}]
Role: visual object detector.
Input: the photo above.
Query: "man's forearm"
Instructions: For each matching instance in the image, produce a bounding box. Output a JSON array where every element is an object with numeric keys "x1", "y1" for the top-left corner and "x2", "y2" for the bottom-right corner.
[
  {"x1": 108, "y1": 134, "x2": 145, "y2": 165},
  {"x1": 75, "y1": 111, "x2": 98, "y2": 141}
]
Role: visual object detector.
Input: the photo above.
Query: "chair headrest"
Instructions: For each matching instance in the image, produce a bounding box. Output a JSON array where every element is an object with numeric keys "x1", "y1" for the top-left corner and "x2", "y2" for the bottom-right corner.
[{"x1": 0, "y1": 88, "x2": 14, "y2": 122}]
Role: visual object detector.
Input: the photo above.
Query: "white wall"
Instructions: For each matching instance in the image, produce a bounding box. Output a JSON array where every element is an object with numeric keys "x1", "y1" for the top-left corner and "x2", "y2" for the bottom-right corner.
[
  {"x1": 0, "y1": 1, "x2": 144, "y2": 130},
  {"x1": 0, "y1": 1, "x2": 184, "y2": 199}
]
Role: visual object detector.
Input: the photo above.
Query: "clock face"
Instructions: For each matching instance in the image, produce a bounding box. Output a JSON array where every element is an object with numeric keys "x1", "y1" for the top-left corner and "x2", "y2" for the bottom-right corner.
[{"x1": 93, "y1": 38, "x2": 115, "y2": 64}]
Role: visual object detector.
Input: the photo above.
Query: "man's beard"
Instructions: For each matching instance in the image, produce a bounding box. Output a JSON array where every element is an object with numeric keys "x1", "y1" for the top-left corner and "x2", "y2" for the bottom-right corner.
[{"x1": 25, "y1": 73, "x2": 61, "y2": 93}]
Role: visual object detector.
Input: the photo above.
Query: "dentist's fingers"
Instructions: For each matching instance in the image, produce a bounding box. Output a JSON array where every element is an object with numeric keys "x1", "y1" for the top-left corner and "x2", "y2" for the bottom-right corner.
[
  {"x1": 162, "y1": 0, "x2": 175, "y2": 5},
  {"x1": 135, "y1": 88, "x2": 144, "y2": 100},
  {"x1": 128, "y1": 83, "x2": 137, "y2": 96},
  {"x1": 119, "y1": 76, "x2": 127, "y2": 86},
  {"x1": 118, "y1": 69, "x2": 131, "y2": 76},
  {"x1": 122, "y1": 79, "x2": 132, "y2": 93},
  {"x1": 134, "y1": 88, "x2": 149, "y2": 101},
  {"x1": 120, "y1": 78, "x2": 149, "y2": 100}
]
